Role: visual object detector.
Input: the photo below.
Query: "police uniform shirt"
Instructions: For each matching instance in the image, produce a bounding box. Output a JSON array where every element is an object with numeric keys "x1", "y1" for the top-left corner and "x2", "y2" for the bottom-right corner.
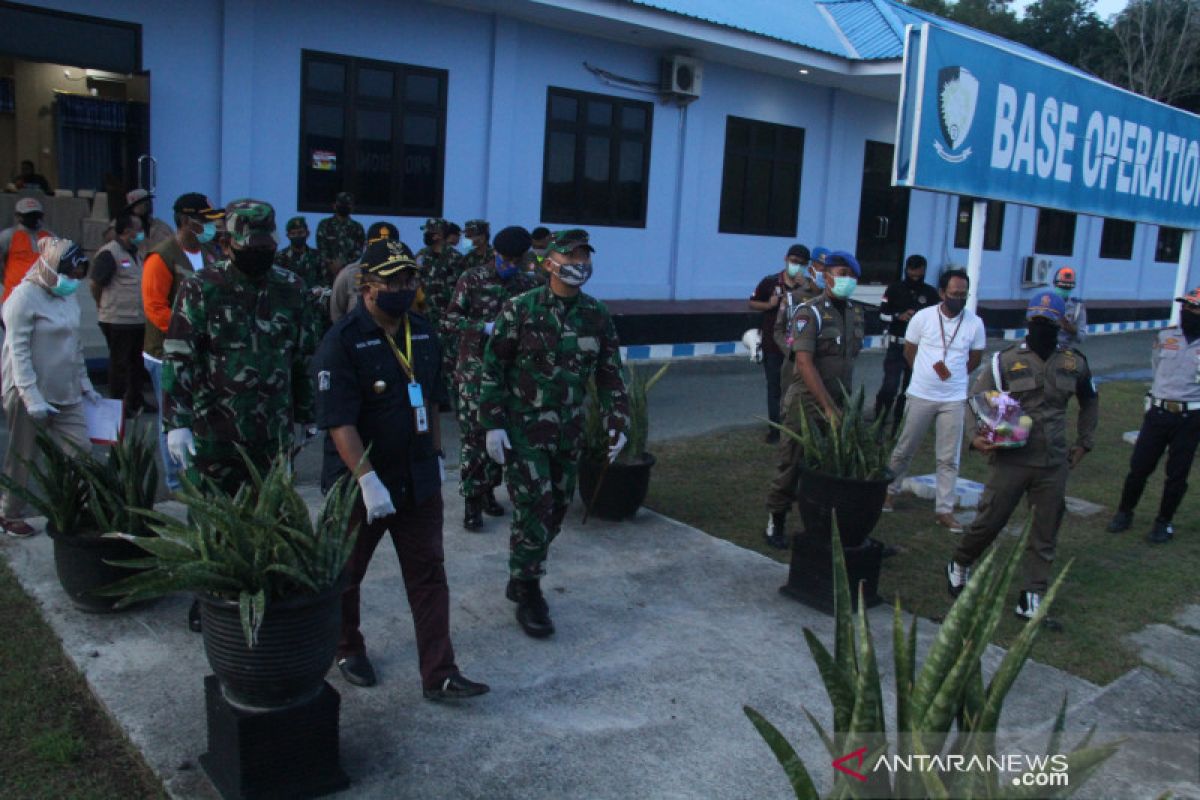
[
  {"x1": 879, "y1": 279, "x2": 937, "y2": 338},
  {"x1": 791, "y1": 296, "x2": 866, "y2": 400},
  {"x1": 1150, "y1": 328, "x2": 1200, "y2": 403},
  {"x1": 313, "y1": 302, "x2": 447, "y2": 504}
]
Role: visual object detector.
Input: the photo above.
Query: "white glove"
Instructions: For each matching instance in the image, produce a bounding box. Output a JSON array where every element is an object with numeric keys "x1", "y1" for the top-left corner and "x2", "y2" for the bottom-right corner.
[
  {"x1": 357, "y1": 470, "x2": 395, "y2": 523},
  {"x1": 167, "y1": 428, "x2": 197, "y2": 467},
  {"x1": 483, "y1": 321, "x2": 495, "y2": 336},
  {"x1": 304, "y1": 424, "x2": 320, "y2": 441},
  {"x1": 608, "y1": 430, "x2": 627, "y2": 464},
  {"x1": 83, "y1": 388, "x2": 104, "y2": 404},
  {"x1": 438, "y1": 456, "x2": 446, "y2": 482},
  {"x1": 25, "y1": 400, "x2": 57, "y2": 421},
  {"x1": 485, "y1": 429, "x2": 511, "y2": 465}
]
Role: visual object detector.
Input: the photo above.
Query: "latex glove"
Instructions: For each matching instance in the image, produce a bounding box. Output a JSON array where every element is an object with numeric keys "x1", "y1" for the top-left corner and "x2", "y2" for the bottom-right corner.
[
  {"x1": 485, "y1": 429, "x2": 511, "y2": 465},
  {"x1": 607, "y1": 430, "x2": 627, "y2": 464},
  {"x1": 483, "y1": 321, "x2": 495, "y2": 336},
  {"x1": 83, "y1": 387, "x2": 104, "y2": 404},
  {"x1": 357, "y1": 470, "x2": 395, "y2": 523},
  {"x1": 25, "y1": 400, "x2": 58, "y2": 421},
  {"x1": 167, "y1": 428, "x2": 197, "y2": 467}
]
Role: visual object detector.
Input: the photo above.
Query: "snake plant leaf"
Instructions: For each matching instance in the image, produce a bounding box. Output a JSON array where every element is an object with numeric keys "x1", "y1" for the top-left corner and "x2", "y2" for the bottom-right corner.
[
  {"x1": 102, "y1": 531, "x2": 195, "y2": 560},
  {"x1": 239, "y1": 588, "x2": 267, "y2": 649},
  {"x1": 831, "y1": 519, "x2": 858, "y2": 681},
  {"x1": 803, "y1": 628, "x2": 855, "y2": 734},
  {"x1": 801, "y1": 706, "x2": 837, "y2": 759},
  {"x1": 849, "y1": 584, "x2": 884, "y2": 736},
  {"x1": 1046, "y1": 692, "x2": 1069, "y2": 760},
  {"x1": 893, "y1": 599, "x2": 914, "y2": 735},
  {"x1": 910, "y1": 728, "x2": 951, "y2": 800},
  {"x1": 1001, "y1": 739, "x2": 1123, "y2": 799},
  {"x1": 264, "y1": 563, "x2": 319, "y2": 592},
  {"x1": 743, "y1": 706, "x2": 821, "y2": 800}
]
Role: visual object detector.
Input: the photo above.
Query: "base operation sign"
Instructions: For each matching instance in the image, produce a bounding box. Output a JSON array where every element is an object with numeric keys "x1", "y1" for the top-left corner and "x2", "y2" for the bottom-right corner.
[{"x1": 894, "y1": 23, "x2": 1200, "y2": 230}]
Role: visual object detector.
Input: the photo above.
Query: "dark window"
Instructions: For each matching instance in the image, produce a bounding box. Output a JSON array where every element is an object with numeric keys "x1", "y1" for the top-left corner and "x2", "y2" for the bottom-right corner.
[
  {"x1": 953, "y1": 197, "x2": 1005, "y2": 250},
  {"x1": 298, "y1": 50, "x2": 447, "y2": 216},
  {"x1": 1156, "y1": 227, "x2": 1184, "y2": 263},
  {"x1": 540, "y1": 87, "x2": 652, "y2": 227},
  {"x1": 1034, "y1": 209, "x2": 1076, "y2": 256},
  {"x1": 718, "y1": 116, "x2": 805, "y2": 236},
  {"x1": 1099, "y1": 218, "x2": 1136, "y2": 260}
]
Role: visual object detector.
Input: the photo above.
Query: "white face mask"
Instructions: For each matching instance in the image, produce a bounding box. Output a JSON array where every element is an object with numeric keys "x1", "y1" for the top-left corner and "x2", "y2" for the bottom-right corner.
[{"x1": 785, "y1": 261, "x2": 803, "y2": 278}]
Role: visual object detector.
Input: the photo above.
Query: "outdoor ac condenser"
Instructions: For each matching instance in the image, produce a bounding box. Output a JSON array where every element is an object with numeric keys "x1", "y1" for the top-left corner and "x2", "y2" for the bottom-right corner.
[
  {"x1": 661, "y1": 55, "x2": 702, "y2": 99},
  {"x1": 1021, "y1": 256, "x2": 1053, "y2": 287}
]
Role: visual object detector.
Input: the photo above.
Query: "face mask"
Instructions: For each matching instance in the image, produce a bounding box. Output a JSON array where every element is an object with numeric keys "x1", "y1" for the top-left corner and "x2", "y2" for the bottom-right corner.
[
  {"x1": 495, "y1": 255, "x2": 519, "y2": 281},
  {"x1": 1054, "y1": 286, "x2": 1072, "y2": 300},
  {"x1": 232, "y1": 247, "x2": 276, "y2": 277},
  {"x1": 555, "y1": 261, "x2": 593, "y2": 288},
  {"x1": 456, "y1": 242, "x2": 471, "y2": 256},
  {"x1": 1180, "y1": 312, "x2": 1200, "y2": 338},
  {"x1": 943, "y1": 297, "x2": 966, "y2": 315},
  {"x1": 196, "y1": 222, "x2": 217, "y2": 244},
  {"x1": 19, "y1": 214, "x2": 42, "y2": 230},
  {"x1": 288, "y1": 236, "x2": 307, "y2": 248},
  {"x1": 811, "y1": 269, "x2": 826, "y2": 289},
  {"x1": 831, "y1": 276, "x2": 857, "y2": 299},
  {"x1": 131, "y1": 232, "x2": 146, "y2": 245},
  {"x1": 905, "y1": 272, "x2": 924, "y2": 286},
  {"x1": 785, "y1": 262, "x2": 802, "y2": 278},
  {"x1": 335, "y1": 205, "x2": 351, "y2": 215},
  {"x1": 1026, "y1": 319, "x2": 1059, "y2": 358},
  {"x1": 375, "y1": 288, "x2": 415, "y2": 318},
  {"x1": 51, "y1": 275, "x2": 80, "y2": 297}
]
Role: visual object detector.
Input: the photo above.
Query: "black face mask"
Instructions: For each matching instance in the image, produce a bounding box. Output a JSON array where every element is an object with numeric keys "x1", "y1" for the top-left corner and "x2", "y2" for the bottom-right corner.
[
  {"x1": 288, "y1": 236, "x2": 307, "y2": 248},
  {"x1": 1181, "y1": 312, "x2": 1200, "y2": 339},
  {"x1": 18, "y1": 213, "x2": 42, "y2": 230},
  {"x1": 905, "y1": 273, "x2": 924, "y2": 287},
  {"x1": 232, "y1": 247, "x2": 276, "y2": 278},
  {"x1": 375, "y1": 288, "x2": 416, "y2": 318},
  {"x1": 943, "y1": 297, "x2": 966, "y2": 316},
  {"x1": 335, "y1": 205, "x2": 351, "y2": 216},
  {"x1": 1026, "y1": 318, "x2": 1059, "y2": 359}
]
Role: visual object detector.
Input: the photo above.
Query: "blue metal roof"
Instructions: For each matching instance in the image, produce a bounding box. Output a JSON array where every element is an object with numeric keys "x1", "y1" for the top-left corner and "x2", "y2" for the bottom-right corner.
[
  {"x1": 819, "y1": 0, "x2": 904, "y2": 59},
  {"x1": 626, "y1": 0, "x2": 852, "y2": 58}
]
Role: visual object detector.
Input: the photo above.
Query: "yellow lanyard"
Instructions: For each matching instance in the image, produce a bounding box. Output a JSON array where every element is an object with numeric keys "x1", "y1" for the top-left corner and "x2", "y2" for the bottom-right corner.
[{"x1": 383, "y1": 316, "x2": 415, "y2": 383}]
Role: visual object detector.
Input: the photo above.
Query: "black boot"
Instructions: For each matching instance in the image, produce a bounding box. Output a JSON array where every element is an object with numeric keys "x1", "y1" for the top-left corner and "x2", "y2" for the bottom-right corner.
[
  {"x1": 482, "y1": 489, "x2": 504, "y2": 517},
  {"x1": 463, "y1": 498, "x2": 483, "y2": 531},
  {"x1": 506, "y1": 578, "x2": 554, "y2": 638}
]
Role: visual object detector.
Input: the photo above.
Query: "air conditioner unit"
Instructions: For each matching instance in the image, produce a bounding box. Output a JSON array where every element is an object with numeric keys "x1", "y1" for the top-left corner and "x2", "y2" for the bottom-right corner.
[
  {"x1": 1021, "y1": 256, "x2": 1053, "y2": 287},
  {"x1": 660, "y1": 54, "x2": 702, "y2": 99}
]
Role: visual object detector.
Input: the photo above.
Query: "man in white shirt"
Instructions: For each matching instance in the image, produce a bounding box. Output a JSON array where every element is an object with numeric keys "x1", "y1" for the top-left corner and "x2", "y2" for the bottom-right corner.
[{"x1": 882, "y1": 269, "x2": 987, "y2": 532}]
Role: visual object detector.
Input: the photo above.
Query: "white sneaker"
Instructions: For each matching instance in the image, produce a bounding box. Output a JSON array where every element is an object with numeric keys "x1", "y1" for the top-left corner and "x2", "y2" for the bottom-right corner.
[
  {"x1": 764, "y1": 513, "x2": 788, "y2": 549},
  {"x1": 1015, "y1": 591, "x2": 1041, "y2": 620},
  {"x1": 946, "y1": 560, "x2": 970, "y2": 597}
]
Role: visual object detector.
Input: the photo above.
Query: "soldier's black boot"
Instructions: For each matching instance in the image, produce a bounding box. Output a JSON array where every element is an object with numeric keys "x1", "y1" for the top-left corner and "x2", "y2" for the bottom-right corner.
[
  {"x1": 482, "y1": 489, "x2": 504, "y2": 517},
  {"x1": 463, "y1": 498, "x2": 484, "y2": 531},
  {"x1": 506, "y1": 578, "x2": 554, "y2": 638}
]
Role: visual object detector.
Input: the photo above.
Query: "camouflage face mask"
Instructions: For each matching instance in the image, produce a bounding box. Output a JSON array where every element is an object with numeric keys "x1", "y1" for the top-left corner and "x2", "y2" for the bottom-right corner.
[{"x1": 555, "y1": 260, "x2": 592, "y2": 288}]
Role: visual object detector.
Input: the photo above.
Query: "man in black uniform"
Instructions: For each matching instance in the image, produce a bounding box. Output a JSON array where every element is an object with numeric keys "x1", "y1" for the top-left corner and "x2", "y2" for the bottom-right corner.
[
  {"x1": 313, "y1": 239, "x2": 488, "y2": 700},
  {"x1": 875, "y1": 254, "x2": 938, "y2": 431}
]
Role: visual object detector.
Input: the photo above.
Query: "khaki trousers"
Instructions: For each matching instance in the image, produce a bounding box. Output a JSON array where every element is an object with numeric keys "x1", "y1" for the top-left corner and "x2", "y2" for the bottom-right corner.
[
  {"x1": 1, "y1": 391, "x2": 89, "y2": 518},
  {"x1": 886, "y1": 396, "x2": 967, "y2": 514}
]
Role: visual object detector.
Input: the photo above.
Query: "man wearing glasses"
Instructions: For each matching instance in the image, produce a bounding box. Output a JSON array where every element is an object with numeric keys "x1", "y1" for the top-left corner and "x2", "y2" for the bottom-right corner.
[{"x1": 881, "y1": 268, "x2": 986, "y2": 532}]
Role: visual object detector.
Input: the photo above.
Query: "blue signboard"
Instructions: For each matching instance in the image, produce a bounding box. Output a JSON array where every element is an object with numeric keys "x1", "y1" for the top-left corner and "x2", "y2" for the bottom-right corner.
[{"x1": 894, "y1": 24, "x2": 1200, "y2": 230}]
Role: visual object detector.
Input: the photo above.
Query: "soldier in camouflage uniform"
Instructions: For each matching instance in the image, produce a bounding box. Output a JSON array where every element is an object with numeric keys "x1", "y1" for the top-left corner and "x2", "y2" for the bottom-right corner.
[
  {"x1": 480, "y1": 229, "x2": 629, "y2": 638},
  {"x1": 276, "y1": 216, "x2": 332, "y2": 330},
  {"x1": 416, "y1": 218, "x2": 463, "y2": 326},
  {"x1": 316, "y1": 191, "x2": 366, "y2": 278},
  {"x1": 444, "y1": 226, "x2": 540, "y2": 532},
  {"x1": 459, "y1": 219, "x2": 493, "y2": 273},
  {"x1": 162, "y1": 199, "x2": 319, "y2": 494}
]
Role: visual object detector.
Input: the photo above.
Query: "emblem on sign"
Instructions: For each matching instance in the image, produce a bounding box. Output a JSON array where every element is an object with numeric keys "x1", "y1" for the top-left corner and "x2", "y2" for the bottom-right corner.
[{"x1": 935, "y1": 66, "x2": 979, "y2": 164}]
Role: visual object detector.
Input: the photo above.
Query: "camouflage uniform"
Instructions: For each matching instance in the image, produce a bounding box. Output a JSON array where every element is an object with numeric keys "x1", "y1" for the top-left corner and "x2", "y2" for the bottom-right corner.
[
  {"x1": 480, "y1": 284, "x2": 630, "y2": 578},
  {"x1": 275, "y1": 243, "x2": 328, "y2": 290},
  {"x1": 162, "y1": 200, "x2": 319, "y2": 493},
  {"x1": 316, "y1": 215, "x2": 365, "y2": 271},
  {"x1": 444, "y1": 263, "x2": 540, "y2": 501}
]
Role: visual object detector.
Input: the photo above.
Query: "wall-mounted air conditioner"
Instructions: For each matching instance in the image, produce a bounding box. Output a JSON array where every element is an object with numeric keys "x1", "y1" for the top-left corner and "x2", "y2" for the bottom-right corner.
[
  {"x1": 1021, "y1": 256, "x2": 1053, "y2": 287},
  {"x1": 660, "y1": 54, "x2": 702, "y2": 99}
]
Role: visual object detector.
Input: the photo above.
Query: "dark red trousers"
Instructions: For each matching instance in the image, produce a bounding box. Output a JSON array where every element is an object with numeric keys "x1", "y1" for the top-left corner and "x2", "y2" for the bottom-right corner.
[{"x1": 338, "y1": 491, "x2": 457, "y2": 690}]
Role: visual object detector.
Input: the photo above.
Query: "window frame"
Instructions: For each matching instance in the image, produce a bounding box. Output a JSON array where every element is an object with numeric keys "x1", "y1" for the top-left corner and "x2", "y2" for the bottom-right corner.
[
  {"x1": 717, "y1": 115, "x2": 806, "y2": 237},
  {"x1": 538, "y1": 86, "x2": 654, "y2": 228},
  {"x1": 1034, "y1": 208, "x2": 1077, "y2": 257},
  {"x1": 1155, "y1": 226, "x2": 1184, "y2": 263},
  {"x1": 1098, "y1": 218, "x2": 1136, "y2": 261},
  {"x1": 297, "y1": 49, "x2": 448, "y2": 217},
  {"x1": 953, "y1": 197, "x2": 1005, "y2": 251}
]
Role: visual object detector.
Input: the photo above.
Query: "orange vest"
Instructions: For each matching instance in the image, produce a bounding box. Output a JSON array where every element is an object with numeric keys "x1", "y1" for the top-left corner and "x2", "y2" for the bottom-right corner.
[{"x1": 3, "y1": 228, "x2": 51, "y2": 300}]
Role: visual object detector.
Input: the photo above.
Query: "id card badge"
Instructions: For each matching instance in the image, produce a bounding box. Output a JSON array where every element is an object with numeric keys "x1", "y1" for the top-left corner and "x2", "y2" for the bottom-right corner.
[
  {"x1": 414, "y1": 405, "x2": 429, "y2": 433},
  {"x1": 408, "y1": 382, "x2": 429, "y2": 433},
  {"x1": 407, "y1": 382, "x2": 424, "y2": 408}
]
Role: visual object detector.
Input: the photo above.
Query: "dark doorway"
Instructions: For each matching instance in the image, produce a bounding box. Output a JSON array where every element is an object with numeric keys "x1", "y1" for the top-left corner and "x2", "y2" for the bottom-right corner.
[{"x1": 854, "y1": 140, "x2": 910, "y2": 285}]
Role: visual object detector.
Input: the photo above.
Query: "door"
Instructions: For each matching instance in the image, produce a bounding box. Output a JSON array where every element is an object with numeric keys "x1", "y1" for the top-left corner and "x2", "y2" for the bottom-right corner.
[{"x1": 854, "y1": 140, "x2": 910, "y2": 285}]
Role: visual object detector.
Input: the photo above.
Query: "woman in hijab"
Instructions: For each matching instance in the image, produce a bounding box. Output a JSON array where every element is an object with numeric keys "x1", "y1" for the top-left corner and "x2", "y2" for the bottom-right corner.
[{"x1": 0, "y1": 237, "x2": 101, "y2": 537}]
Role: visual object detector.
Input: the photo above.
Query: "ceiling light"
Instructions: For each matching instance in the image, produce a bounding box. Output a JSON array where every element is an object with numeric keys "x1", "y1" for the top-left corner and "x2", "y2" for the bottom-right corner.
[{"x1": 798, "y1": 68, "x2": 810, "y2": 75}]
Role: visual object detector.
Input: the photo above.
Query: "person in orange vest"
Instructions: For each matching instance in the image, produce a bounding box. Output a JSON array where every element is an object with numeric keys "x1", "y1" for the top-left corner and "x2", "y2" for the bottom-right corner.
[{"x1": 0, "y1": 198, "x2": 55, "y2": 302}]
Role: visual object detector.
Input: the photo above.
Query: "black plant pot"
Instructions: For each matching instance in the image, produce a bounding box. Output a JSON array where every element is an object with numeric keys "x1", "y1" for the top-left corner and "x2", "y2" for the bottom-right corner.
[
  {"x1": 199, "y1": 584, "x2": 342, "y2": 711},
  {"x1": 47, "y1": 524, "x2": 148, "y2": 614},
  {"x1": 578, "y1": 453, "x2": 656, "y2": 521}
]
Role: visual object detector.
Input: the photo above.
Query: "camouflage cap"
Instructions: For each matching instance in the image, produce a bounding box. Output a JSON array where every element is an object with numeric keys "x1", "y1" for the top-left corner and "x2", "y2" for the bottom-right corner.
[
  {"x1": 224, "y1": 199, "x2": 278, "y2": 250},
  {"x1": 546, "y1": 228, "x2": 595, "y2": 255},
  {"x1": 335, "y1": 191, "x2": 354, "y2": 206},
  {"x1": 463, "y1": 219, "x2": 490, "y2": 236},
  {"x1": 285, "y1": 216, "x2": 308, "y2": 232},
  {"x1": 360, "y1": 240, "x2": 418, "y2": 279},
  {"x1": 421, "y1": 218, "x2": 448, "y2": 233}
]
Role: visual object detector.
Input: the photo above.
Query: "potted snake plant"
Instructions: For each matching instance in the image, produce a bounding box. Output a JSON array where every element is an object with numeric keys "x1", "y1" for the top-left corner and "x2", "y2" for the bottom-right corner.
[{"x1": 578, "y1": 362, "x2": 669, "y2": 520}]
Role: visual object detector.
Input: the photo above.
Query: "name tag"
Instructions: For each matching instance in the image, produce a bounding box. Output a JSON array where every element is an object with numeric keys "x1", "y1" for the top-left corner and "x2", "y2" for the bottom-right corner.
[
  {"x1": 119, "y1": 259, "x2": 132, "y2": 269},
  {"x1": 412, "y1": 334, "x2": 430, "y2": 341},
  {"x1": 356, "y1": 338, "x2": 382, "y2": 349}
]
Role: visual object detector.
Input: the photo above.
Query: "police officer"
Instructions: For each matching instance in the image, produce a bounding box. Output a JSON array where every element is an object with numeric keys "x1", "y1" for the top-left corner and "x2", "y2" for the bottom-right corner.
[
  {"x1": 947, "y1": 290, "x2": 1098, "y2": 624},
  {"x1": 480, "y1": 229, "x2": 630, "y2": 638},
  {"x1": 763, "y1": 250, "x2": 865, "y2": 549},
  {"x1": 312, "y1": 239, "x2": 489, "y2": 699},
  {"x1": 316, "y1": 191, "x2": 366, "y2": 277},
  {"x1": 460, "y1": 219, "x2": 493, "y2": 272},
  {"x1": 1107, "y1": 288, "x2": 1200, "y2": 543},
  {"x1": 444, "y1": 226, "x2": 540, "y2": 531},
  {"x1": 875, "y1": 254, "x2": 937, "y2": 431},
  {"x1": 1052, "y1": 267, "x2": 1087, "y2": 348}
]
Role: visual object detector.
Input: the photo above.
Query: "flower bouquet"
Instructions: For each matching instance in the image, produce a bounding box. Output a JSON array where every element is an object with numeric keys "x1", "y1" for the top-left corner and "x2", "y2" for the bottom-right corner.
[{"x1": 969, "y1": 389, "x2": 1032, "y2": 448}]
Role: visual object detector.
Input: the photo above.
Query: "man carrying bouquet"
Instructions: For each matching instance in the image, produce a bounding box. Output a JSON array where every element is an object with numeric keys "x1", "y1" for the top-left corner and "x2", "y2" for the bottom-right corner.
[{"x1": 945, "y1": 290, "x2": 1098, "y2": 626}]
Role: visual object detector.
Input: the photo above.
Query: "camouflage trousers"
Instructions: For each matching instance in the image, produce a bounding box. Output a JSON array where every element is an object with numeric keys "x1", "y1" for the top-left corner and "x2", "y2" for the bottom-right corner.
[
  {"x1": 505, "y1": 443, "x2": 579, "y2": 578},
  {"x1": 187, "y1": 437, "x2": 285, "y2": 497},
  {"x1": 456, "y1": 393, "x2": 501, "y2": 499}
]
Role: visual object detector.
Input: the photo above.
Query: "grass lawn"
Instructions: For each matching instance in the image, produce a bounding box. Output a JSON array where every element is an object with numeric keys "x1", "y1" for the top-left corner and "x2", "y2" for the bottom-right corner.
[
  {"x1": 0, "y1": 556, "x2": 165, "y2": 799},
  {"x1": 645, "y1": 380, "x2": 1199, "y2": 686}
]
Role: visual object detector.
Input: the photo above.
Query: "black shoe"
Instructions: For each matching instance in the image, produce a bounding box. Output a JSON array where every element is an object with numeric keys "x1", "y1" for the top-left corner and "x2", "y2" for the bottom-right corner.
[
  {"x1": 188, "y1": 599, "x2": 202, "y2": 633},
  {"x1": 337, "y1": 652, "x2": 377, "y2": 687},
  {"x1": 507, "y1": 578, "x2": 554, "y2": 638},
  {"x1": 1107, "y1": 510, "x2": 1133, "y2": 533},
  {"x1": 765, "y1": 429, "x2": 780, "y2": 444},
  {"x1": 463, "y1": 498, "x2": 484, "y2": 531},
  {"x1": 1147, "y1": 519, "x2": 1175, "y2": 544},
  {"x1": 764, "y1": 513, "x2": 788, "y2": 549},
  {"x1": 946, "y1": 560, "x2": 970, "y2": 597},
  {"x1": 482, "y1": 490, "x2": 504, "y2": 517},
  {"x1": 423, "y1": 671, "x2": 490, "y2": 701},
  {"x1": 869, "y1": 538, "x2": 900, "y2": 559}
]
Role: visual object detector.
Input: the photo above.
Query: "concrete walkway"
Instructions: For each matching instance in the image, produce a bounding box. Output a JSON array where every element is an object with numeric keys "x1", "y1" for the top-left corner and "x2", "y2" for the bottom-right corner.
[{"x1": 3, "y1": 479, "x2": 1197, "y2": 799}]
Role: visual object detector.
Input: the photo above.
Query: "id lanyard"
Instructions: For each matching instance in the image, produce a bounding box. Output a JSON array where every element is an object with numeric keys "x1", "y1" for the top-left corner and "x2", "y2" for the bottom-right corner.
[{"x1": 384, "y1": 316, "x2": 429, "y2": 434}]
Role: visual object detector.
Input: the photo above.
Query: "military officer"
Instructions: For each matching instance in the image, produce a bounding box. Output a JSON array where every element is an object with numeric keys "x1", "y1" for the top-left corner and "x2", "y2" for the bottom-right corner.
[
  {"x1": 444, "y1": 226, "x2": 540, "y2": 531},
  {"x1": 947, "y1": 290, "x2": 1098, "y2": 625},
  {"x1": 874, "y1": 254, "x2": 938, "y2": 431},
  {"x1": 315, "y1": 191, "x2": 366, "y2": 278},
  {"x1": 1052, "y1": 267, "x2": 1087, "y2": 348},
  {"x1": 1107, "y1": 288, "x2": 1200, "y2": 543},
  {"x1": 460, "y1": 219, "x2": 493, "y2": 272},
  {"x1": 763, "y1": 250, "x2": 866, "y2": 548},
  {"x1": 416, "y1": 217, "x2": 463, "y2": 325},
  {"x1": 275, "y1": 216, "x2": 328, "y2": 291},
  {"x1": 480, "y1": 229, "x2": 630, "y2": 638}
]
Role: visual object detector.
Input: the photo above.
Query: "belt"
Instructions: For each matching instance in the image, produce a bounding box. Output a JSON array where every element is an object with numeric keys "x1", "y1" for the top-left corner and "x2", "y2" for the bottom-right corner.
[
  {"x1": 887, "y1": 335, "x2": 906, "y2": 346},
  {"x1": 1149, "y1": 396, "x2": 1200, "y2": 413}
]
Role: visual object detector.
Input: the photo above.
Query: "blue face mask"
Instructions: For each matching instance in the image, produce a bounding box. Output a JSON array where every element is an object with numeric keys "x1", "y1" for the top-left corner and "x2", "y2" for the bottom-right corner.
[
  {"x1": 495, "y1": 255, "x2": 519, "y2": 280},
  {"x1": 51, "y1": 275, "x2": 80, "y2": 297},
  {"x1": 197, "y1": 222, "x2": 217, "y2": 244},
  {"x1": 831, "y1": 276, "x2": 858, "y2": 299},
  {"x1": 456, "y1": 242, "x2": 471, "y2": 256},
  {"x1": 132, "y1": 232, "x2": 146, "y2": 245},
  {"x1": 1054, "y1": 286, "x2": 1072, "y2": 300},
  {"x1": 812, "y1": 269, "x2": 826, "y2": 289}
]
